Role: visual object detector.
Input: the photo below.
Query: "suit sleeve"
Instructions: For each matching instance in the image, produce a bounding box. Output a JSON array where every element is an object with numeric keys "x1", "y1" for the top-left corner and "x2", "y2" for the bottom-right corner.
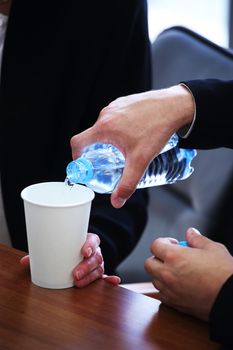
[
  {"x1": 179, "y1": 79, "x2": 233, "y2": 150},
  {"x1": 209, "y1": 275, "x2": 233, "y2": 346},
  {"x1": 178, "y1": 80, "x2": 233, "y2": 345}
]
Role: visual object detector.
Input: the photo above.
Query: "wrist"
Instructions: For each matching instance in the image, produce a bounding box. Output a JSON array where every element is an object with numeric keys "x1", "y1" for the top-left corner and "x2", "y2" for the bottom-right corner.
[
  {"x1": 147, "y1": 85, "x2": 195, "y2": 134},
  {"x1": 177, "y1": 84, "x2": 196, "y2": 138},
  {"x1": 170, "y1": 84, "x2": 195, "y2": 131}
]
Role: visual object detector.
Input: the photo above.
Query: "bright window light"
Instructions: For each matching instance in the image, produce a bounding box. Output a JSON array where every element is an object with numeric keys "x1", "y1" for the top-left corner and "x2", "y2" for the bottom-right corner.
[{"x1": 147, "y1": 0, "x2": 230, "y2": 47}]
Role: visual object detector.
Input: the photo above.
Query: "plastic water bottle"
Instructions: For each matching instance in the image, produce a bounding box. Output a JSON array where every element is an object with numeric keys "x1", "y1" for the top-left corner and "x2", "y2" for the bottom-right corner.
[{"x1": 66, "y1": 134, "x2": 197, "y2": 194}]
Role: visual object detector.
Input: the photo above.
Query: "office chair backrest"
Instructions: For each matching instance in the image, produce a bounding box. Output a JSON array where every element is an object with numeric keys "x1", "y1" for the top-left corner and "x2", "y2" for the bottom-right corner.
[
  {"x1": 152, "y1": 25, "x2": 233, "y2": 86},
  {"x1": 151, "y1": 25, "x2": 233, "y2": 234}
]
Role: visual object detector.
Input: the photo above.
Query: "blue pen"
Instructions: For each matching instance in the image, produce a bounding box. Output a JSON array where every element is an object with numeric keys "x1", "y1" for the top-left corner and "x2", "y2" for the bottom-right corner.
[{"x1": 178, "y1": 241, "x2": 189, "y2": 247}]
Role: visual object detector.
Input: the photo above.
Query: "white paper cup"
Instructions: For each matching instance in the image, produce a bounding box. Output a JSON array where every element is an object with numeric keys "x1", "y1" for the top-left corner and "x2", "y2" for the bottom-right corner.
[{"x1": 21, "y1": 182, "x2": 95, "y2": 289}]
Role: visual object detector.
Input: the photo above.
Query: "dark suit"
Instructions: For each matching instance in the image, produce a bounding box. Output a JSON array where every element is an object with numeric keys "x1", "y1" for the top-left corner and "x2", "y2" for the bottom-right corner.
[
  {"x1": 181, "y1": 79, "x2": 233, "y2": 347},
  {"x1": 0, "y1": 0, "x2": 151, "y2": 274},
  {"x1": 180, "y1": 79, "x2": 233, "y2": 149}
]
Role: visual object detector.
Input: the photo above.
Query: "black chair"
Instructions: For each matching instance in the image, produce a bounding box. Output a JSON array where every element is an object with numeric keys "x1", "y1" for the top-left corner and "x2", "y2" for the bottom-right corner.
[{"x1": 118, "y1": 26, "x2": 233, "y2": 284}]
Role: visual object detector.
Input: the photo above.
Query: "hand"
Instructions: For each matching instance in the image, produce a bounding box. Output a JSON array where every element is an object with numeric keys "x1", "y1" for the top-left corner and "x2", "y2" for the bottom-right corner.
[
  {"x1": 70, "y1": 85, "x2": 194, "y2": 208},
  {"x1": 20, "y1": 232, "x2": 121, "y2": 288},
  {"x1": 144, "y1": 228, "x2": 233, "y2": 321}
]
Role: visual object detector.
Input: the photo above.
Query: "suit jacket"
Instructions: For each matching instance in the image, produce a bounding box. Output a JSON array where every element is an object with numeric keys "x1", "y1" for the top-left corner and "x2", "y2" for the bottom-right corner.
[
  {"x1": 0, "y1": 0, "x2": 151, "y2": 274},
  {"x1": 181, "y1": 79, "x2": 233, "y2": 347},
  {"x1": 180, "y1": 79, "x2": 233, "y2": 149}
]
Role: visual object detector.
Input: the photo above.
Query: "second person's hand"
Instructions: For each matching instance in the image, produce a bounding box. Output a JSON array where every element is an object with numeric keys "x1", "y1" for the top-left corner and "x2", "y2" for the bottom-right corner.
[{"x1": 144, "y1": 228, "x2": 233, "y2": 321}]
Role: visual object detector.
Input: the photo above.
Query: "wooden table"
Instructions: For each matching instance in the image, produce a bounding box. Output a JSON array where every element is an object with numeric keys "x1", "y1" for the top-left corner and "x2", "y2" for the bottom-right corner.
[{"x1": 0, "y1": 244, "x2": 221, "y2": 350}]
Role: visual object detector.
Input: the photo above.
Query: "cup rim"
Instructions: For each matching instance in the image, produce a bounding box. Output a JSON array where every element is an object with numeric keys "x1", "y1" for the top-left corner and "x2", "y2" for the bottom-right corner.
[{"x1": 21, "y1": 182, "x2": 95, "y2": 208}]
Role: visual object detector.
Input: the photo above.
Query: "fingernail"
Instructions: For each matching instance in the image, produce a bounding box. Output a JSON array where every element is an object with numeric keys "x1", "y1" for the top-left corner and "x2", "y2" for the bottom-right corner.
[
  {"x1": 188, "y1": 227, "x2": 201, "y2": 235},
  {"x1": 87, "y1": 247, "x2": 92, "y2": 257}
]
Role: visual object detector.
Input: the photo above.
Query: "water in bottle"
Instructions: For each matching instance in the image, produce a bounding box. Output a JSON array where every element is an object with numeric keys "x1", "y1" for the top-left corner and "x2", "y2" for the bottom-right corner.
[{"x1": 65, "y1": 134, "x2": 197, "y2": 194}]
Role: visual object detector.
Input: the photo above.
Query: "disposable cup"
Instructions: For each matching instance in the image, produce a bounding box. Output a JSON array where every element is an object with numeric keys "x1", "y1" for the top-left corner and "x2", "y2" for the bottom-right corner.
[{"x1": 21, "y1": 182, "x2": 94, "y2": 289}]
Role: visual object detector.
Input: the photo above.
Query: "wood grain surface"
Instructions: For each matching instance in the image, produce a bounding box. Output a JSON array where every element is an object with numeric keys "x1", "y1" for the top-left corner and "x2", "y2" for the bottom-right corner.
[{"x1": 0, "y1": 244, "x2": 221, "y2": 350}]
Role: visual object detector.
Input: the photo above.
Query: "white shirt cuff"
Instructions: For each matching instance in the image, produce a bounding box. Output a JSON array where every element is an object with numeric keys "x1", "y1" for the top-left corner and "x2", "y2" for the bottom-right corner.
[{"x1": 177, "y1": 83, "x2": 196, "y2": 139}]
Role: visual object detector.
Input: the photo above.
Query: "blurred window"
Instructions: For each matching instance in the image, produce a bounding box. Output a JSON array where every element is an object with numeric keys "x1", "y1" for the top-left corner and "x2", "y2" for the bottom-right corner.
[{"x1": 147, "y1": 0, "x2": 230, "y2": 47}]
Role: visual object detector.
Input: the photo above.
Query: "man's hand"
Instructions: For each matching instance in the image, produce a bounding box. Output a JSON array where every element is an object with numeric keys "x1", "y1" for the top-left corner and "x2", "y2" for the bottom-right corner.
[
  {"x1": 70, "y1": 86, "x2": 194, "y2": 208},
  {"x1": 144, "y1": 228, "x2": 233, "y2": 321}
]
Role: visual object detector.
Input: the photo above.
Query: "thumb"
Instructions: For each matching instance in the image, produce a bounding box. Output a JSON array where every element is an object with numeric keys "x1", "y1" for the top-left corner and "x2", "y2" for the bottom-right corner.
[
  {"x1": 186, "y1": 227, "x2": 211, "y2": 249},
  {"x1": 110, "y1": 156, "x2": 148, "y2": 208}
]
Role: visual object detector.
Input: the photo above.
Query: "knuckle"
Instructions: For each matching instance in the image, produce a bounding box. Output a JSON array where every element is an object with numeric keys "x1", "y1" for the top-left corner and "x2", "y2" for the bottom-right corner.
[
  {"x1": 98, "y1": 106, "x2": 110, "y2": 119},
  {"x1": 215, "y1": 241, "x2": 225, "y2": 250},
  {"x1": 94, "y1": 234, "x2": 101, "y2": 246},
  {"x1": 70, "y1": 135, "x2": 77, "y2": 148},
  {"x1": 164, "y1": 250, "x2": 176, "y2": 263},
  {"x1": 88, "y1": 233, "x2": 101, "y2": 247},
  {"x1": 144, "y1": 258, "x2": 150, "y2": 271},
  {"x1": 95, "y1": 250, "x2": 103, "y2": 265},
  {"x1": 144, "y1": 257, "x2": 154, "y2": 275},
  {"x1": 150, "y1": 239, "x2": 160, "y2": 253},
  {"x1": 97, "y1": 265, "x2": 104, "y2": 276}
]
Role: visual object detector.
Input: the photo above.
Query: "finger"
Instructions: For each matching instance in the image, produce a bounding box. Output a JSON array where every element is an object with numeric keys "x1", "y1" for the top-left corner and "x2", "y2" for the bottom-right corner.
[
  {"x1": 161, "y1": 237, "x2": 179, "y2": 244},
  {"x1": 73, "y1": 247, "x2": 103, "y2": 281},
  {"x1": 102, "y1": 274, "x2": 121, "y2": 285},
  {"x1": 144, "y1": 255, "x2": 163, "y2": 278},
  {"x1": 186, "y1": 227, "x2": 211, "y2": 249},
  {"x1": 74, "y1": 265, "x2": 104, "y2": 288},
  {"x1": 81, "y1": 233, "x2": 101, "y2": 258},
  {"x1": 150, "y1": 237, "x2": 179, "y2": 260},
  {"x1": 20, "y1": 255, "x2": 30, "y2": 266}
]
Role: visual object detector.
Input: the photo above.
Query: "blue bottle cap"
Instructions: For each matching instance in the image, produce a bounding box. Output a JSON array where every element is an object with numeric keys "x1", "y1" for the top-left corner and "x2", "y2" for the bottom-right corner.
[
  {"x1": 178, "y1": 241, "x2": 189, "y2": 247},
  {"x1": 66, "y1": 157, "x2": 93, "y2": 184}
]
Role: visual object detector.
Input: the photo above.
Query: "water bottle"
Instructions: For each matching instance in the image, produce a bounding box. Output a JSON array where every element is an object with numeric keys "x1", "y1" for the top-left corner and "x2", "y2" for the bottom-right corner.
[{"x1": 66, "y1": 134, "x2": 197, "y2": 194}]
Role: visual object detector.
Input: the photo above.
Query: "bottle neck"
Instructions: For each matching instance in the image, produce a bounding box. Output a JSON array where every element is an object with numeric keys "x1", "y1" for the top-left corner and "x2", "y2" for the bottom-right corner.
[{"x1": 66, "y1": 158, "x2": 93, "y2": 184}]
